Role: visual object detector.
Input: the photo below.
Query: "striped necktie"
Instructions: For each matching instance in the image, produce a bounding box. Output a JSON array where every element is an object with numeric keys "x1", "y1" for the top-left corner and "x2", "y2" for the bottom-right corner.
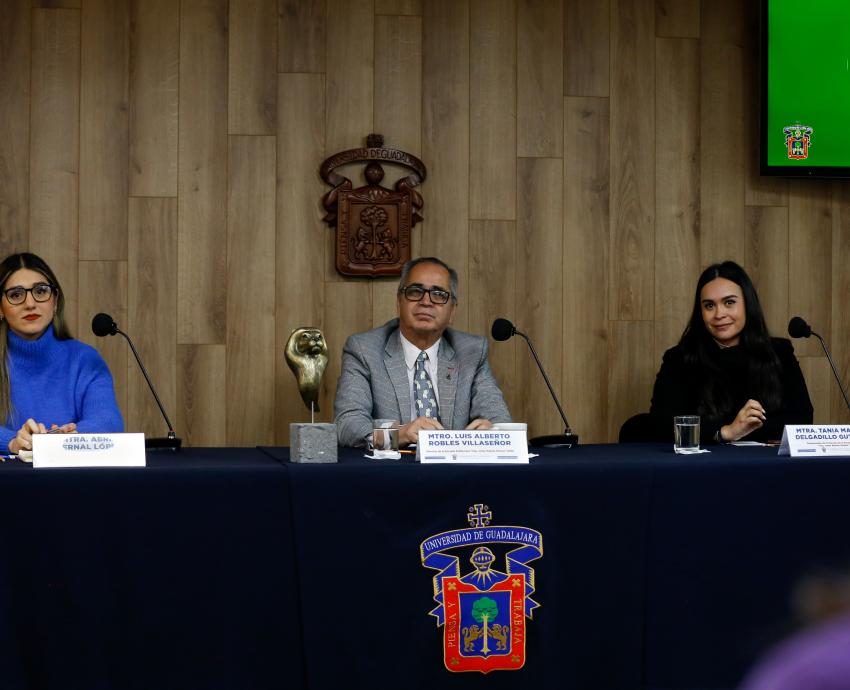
[{"x1": 414, "y1": 351, "x2": 440, "y2": 421}]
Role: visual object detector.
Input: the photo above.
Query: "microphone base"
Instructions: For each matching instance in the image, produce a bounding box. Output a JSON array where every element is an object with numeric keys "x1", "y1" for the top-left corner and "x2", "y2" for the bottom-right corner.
[
  {"x1": 145, "y1": 436, "x2": 182, "y2": 451},
  {"x1": 529, "y1": 433, "x2": 579, "y2": 449}
]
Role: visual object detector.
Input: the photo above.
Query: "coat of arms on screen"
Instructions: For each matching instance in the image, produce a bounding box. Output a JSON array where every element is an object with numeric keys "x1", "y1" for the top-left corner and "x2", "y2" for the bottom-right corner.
[
  {"x1": 419, "y1": 504, "x2": 543, "y2": 673},
  {"x1": 783, "y1": 124, "x2": 813, "y2": 160},
  {"x1": 320, "y1": 133, "x2": 426, "y2": 278}
]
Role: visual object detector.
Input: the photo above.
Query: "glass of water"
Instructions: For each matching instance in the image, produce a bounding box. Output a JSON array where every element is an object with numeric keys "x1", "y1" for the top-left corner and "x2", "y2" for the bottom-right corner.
[{"x1": 673, "y1": 415, "x2": 700, "y2": 453}]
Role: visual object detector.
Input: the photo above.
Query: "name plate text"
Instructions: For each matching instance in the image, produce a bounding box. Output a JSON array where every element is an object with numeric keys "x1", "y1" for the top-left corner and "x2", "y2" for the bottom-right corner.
[
  {"x1": 33, "y1": 433, "x2": 146, "y2": 468},
  {"x1": 417, "y1": 429, "x2": 528, "y2": 464},
  {"x1": 779, "y1": 425, "x2": 850, "y2": 458}
]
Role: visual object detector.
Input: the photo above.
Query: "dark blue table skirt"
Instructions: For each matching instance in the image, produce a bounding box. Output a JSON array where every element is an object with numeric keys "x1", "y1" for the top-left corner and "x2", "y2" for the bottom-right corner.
[
  {"x1": 0, "y1": 449, "x2": 303, "y2": 690},
  {"x1": 3, "y1": 444, "x2": 849, "y2": 690}
]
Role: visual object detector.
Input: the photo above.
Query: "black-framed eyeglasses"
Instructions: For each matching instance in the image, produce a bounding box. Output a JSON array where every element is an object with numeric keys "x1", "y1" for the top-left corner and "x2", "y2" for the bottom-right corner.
[
  {"x1": 399, "y1": 284, "x2": 452, "y2": 305},
  {"x1": 3, "y1": 283, "x2": 56, "y2": 306}
]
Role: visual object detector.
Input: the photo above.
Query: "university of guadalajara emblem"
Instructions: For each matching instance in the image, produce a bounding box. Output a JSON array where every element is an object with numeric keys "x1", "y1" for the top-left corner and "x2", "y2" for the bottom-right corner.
[
  {"x1": 783, "y1": 124, "x2": 813, "y2": 160},
  {"x1": 419, "y1": 504, "x2": 543, "y2": 673}
]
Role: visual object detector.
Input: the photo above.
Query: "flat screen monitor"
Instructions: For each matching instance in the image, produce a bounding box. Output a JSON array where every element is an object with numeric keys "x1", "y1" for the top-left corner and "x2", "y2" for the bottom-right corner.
[{"x1": 761, "y1": 0, "x2": 850, "y2": 177}]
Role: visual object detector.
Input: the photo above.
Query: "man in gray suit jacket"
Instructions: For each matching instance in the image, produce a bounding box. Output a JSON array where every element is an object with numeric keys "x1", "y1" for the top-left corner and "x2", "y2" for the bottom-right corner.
[{"x1": 334, "y1": 257, "x2": 511, "y2": 447}]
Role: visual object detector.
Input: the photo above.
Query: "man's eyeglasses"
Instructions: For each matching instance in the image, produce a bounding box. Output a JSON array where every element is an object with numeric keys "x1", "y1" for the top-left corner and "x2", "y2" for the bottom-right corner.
[
  {"x1": 3, "y1": 283, "x2": 56, "y2": 306},
  {"x1": 399, "y1": 284, "x2": 452, "y2": 305}
]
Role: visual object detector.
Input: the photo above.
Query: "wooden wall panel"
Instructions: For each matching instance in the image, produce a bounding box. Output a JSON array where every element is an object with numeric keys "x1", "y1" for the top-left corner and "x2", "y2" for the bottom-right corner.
[
  {"x1": 745, "y1": 206, "x2": 789, "y2": 338},
  {"x1": 373, "y1": 14, "x2": 422, "y2": 324},
  {"x1": 655, "y1": 37, "x2": 699, "y2": 365},
  {"x1": 788, "y1": 184, "x2": 832, "y2": 358},
  {"x1": 517, "y1": 0, "x2": 563, "y2": 158},
  {"x1": 323, "y1": 0, "x2": 373, "y2": 283},
  {"x1": 178, "y1": 345, "x2": 227, "y2": 445},
  {"x1": 0, "y1": 0, "x2": 30, "y2": 256},
  {"x1": 469, "y1": 221, "x2": 517, "y2": 419},
  {"x1": 564, "y1": 0, "x2": 608, "y2": 97},
  {"x1": 128, "y1": 197, "x2": 177, "y2": 436},
  {"x1": 129, "y1": 0, "x2": 179, "y2": 197},
  {"x1": 30, "y1": 9, "x2": 80, "y2": 334},
  {"x1": 469, "y1": 0, "x2": 515, "y2": 220},
  {"x1": 322, "y1": 282, "x2": 372, "y2": 415},
  {"x1": 517, "y1": 158, "x2": 563, "y2": 437},
  {"x1": 226, "y1": 136, "x2": 276, "y2": 446},
  {"x1": 34, "y1": 0, "x2": 80, "y2": 7},
  {"x1": 610, "y1": 0, "x2": 654, "y2": 321},
  {"x1": 699, "y1": 0, "x2": 746, "y2": 265},
  {"x1": 832, "y1": 186, "x2": 850, "y2": 424},
  {"x1": 78, "y1": 260, "x2": 128, "y2": 422},
  {"x1": 375, "y1": 0, "x2": 421, "y2": 15},
  {"x1": 278, "y1": 0, "x2": 325, "y2": 73},
  {"x1": 608, "y1": 321, "x2": 655, "y2": 441},
  {"x1": 421, "y1": 0, "x2": 469, "y2": 329},
  {"x1": 564, "y1": 97, "x2": 609, "y2": 443},
  {"x1": 229, "y1": 0, "x2": 277, "y2": 135},
  {"x1": 177, "y1": 0, "x2": 228, "y2": 344},
  {"x1": 655, "y1": 0, "x2": 699, "y2": 38},
  {"x1": 276, "y1": 73, "x2": 327, "y2": 442},
  {"x1": 79, "y1": 0, "x2": 129, "y2": 261}
]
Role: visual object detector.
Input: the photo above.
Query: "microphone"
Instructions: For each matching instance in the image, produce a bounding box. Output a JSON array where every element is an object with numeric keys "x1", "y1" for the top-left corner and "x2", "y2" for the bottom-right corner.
[
  {"x1": 788, "y1": 316, "x2": 850, "y2": 414},
  {"x1": 92, "y1": 313, "x2": 181, "y2": 451},
  {"x1": 491, "y1": 318, "x2": 578, "y2": 448}
]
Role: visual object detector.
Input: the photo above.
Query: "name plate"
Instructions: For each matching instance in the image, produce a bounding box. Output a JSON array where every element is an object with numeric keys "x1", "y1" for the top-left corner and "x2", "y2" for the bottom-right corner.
[
  {"x1": 417, "y1": 429, "x2": 528, "y2": 464},
  {"x1": 33, "y1": 433, "x2": 146, "y2": 468},
  {"x1": 778, "y1": 425, "x2": 850, "y2": 457}
]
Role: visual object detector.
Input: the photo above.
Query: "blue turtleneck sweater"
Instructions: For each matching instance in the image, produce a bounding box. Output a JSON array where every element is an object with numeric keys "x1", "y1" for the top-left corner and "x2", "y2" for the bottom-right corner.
[{"x1": 1, "y1": 325, "x2": 123, "y2": 450}]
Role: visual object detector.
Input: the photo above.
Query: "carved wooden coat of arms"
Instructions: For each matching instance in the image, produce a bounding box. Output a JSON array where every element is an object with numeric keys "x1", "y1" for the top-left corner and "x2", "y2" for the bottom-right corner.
[{"x1": 320, "y1": 134, "x2": 427, "y2": 277}]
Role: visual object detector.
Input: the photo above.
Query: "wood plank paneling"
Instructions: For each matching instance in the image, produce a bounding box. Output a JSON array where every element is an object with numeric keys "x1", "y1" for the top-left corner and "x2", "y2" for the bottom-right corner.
[
  {"x1": 30, "y1": 8, "x2": 80, "y2": 334},
  {"x1": 608, "y1": 321, "x2": 655, "y2": 441},
  {"x1": 324, "y1": 0, "x2": 373, "y2": 282},
  {"x1": 178, "y1": 345, "x2": 226, "y2": 446},
  {"x1": 469, "y1": 221, "x2": 516, "y2": 420},
  {"x1": 226, "y1": 136, "x2": 276, "y2": 446},
  {"x1": 374, "y1": 14, "x2": 422, "y2": 323},
  {"x1": 421, "y1": 0, "x2": 469, "y2": 329},
  {"x1": 0, "y1": 0, "x2": 30, "y2": 256},
  {"x1": 78, "y1": 261, "x2": 128, "y2": 422},
  {"x1": 469, "y1": 0, "x2": 515, "y2": 220},
  {"x1": 564, "y1": 97, "x2": 609, "y2": 443},
  {"x1": 610, "y1": 0, "x2": 654, "y2": 321},
  {"x1": 517, "y1": 0, "x2": 563, "y2": 157},
  {"x1": 789, "y1": 184, "x2": 832, "y2": 358},
  {"x1": 129, "y1": 0, "x2": 179, "y2": 197},
  {"x1": 700, "y1": 0, "x2": 746, "y2": 265},
  {"x1": 128, "y1": 197, "x2": 177, "y2": 436},
  {"x1": 745, "y1": 206, "x2": 789, "y2": 339},
  {"x1": 278, "y1": 0, "x2": 325, "y2": 73},
  {"x1": 323, "y1": 282, "x2": 372, "y2": 416},
  {"x1": 655, "y1": 37, "x2": 699, "y2": 364},
  {"x1": 277, "y1": 73, "x2": 327, "y2": 443},
  {"x1": 564, "y1": 0, "x2": 608, "y2": 97},
  {"x1": 517, "y1": 158, "x2": 563, "y2": 437},
  {"x1": 229, "y1": 0, "x2": 277, "y2": 135},
  {"x1": 833, "y1": 185, "x2": 850, "y2": 424},
  {"x1": 655, "y1": 0, "x2": 699, "y2": 38},
  {"x1": 375, "y1": 0, "x2": 421, "y2": 15},
  {"x1": 79, "y1": 0, "x2": 129, "y2": 261},
  {"x1": 177, "y1": 0, "x2": 228, "y2": 344},
  {"x1": 33, "y1": 0, "x2": 80, "y2": 7}
]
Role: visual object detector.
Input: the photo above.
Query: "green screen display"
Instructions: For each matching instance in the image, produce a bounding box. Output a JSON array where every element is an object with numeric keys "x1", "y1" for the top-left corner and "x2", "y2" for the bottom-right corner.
[{"x1": 765, "y1": 0, "x2": 850, "y2": 170}]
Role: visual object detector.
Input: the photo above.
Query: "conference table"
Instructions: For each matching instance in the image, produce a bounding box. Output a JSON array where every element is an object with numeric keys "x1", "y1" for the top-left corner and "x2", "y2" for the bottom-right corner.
[{"x1": 2, "y1": 444, "x2": 849, "y2": 690}]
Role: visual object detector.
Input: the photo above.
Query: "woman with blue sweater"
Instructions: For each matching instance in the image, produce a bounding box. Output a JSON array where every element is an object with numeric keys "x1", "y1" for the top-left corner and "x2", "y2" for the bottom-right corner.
[{"x1": 0, "y1": 253, "x2": 123, "y2": 453}]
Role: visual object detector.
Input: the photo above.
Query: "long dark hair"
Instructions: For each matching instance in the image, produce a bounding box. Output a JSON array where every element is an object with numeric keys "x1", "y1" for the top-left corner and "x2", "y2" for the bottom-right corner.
[
  {"x1": 679, "y1": 261, "x2": 782, "y2": 417},
  {"x1": 0, "y1": 253, "x2": 72, "y2": 423}
]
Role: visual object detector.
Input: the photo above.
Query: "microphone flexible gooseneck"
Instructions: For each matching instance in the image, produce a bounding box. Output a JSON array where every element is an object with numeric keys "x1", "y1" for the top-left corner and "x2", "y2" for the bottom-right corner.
[
  {"x1": 491, "y1": 318, "x2": 578, "y2": 448},
  {"x1": 92, "y1": 313, "x2": 181, "y2": 451},
  {"x1": 788, "y1": 316, "x2": 850, "y2": 414}
]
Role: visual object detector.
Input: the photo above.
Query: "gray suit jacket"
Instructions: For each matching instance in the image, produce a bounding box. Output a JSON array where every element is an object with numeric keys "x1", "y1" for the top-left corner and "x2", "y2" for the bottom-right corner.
[{"x1": 334, "y1": 319, "x2": 511, "y2": 447}]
